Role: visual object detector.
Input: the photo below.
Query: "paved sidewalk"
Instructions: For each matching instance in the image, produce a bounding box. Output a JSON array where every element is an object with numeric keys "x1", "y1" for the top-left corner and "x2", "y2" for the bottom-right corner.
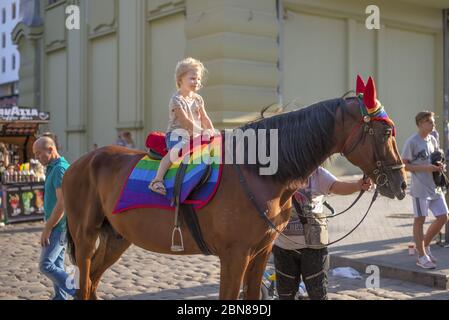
[
  {"x1": 2, "y1": 221, "x2": 449, "y2": 300},
  {"x1": 327, "y1": 175, "x2": 449, "y2": 289},
  {"x1": 0, "y1": 219, "x2": 449, "y2": 300},
  {"x1": 2, "y1": 173, "x2": 449, "y2": 299}
]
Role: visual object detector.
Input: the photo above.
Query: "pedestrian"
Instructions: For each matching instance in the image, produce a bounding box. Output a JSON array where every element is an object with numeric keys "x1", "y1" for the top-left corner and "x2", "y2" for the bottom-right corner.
[
  {"x1": 401, "y1": 111, "x2": 449, "y2": 269},
  {"x1": 148, "y1": 57, "x2": 215, "y2": 195},
  {"x1": 430, "y1": 129, "x2": 439, "y2": 142},
  {"x1": 0, "y1": 143, "x2": 10, "y2": 167},
  {"x1": 40, "y1": 132, "x2": 61, "y2": 151},
  {"x1": 33, "y1": 137, "x2": 76, "y2": 300},
  {"x1": 115, "y1": 131, "x2": 126, "y2": 147},
  {"x1": 272, "y1": 167, "x2": 372, "y2": 300},
  {"x1": 121, "y1": 131, "x2": 136, "y2": 149}
]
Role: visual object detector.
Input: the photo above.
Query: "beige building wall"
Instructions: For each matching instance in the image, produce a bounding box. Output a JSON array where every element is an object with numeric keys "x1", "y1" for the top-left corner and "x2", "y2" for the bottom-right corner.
[
  {"x1": 14, "y1": 0, "x2": 448, "y2": 176},
  {"x1": 281, "y1": 0, "x2": 444, "y2": 175},
  {"x1": 147, "y1": 12, "x2": 186, "y2": 133},
  {"x1": 186, "y1": 0, "x2": 278, "y2": 127}
]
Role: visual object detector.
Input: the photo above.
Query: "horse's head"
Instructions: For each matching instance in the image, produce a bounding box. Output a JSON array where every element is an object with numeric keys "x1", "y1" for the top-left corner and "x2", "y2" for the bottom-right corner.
[{"x1": 340, "y1": 76, "x2": 407, "y2": 200}]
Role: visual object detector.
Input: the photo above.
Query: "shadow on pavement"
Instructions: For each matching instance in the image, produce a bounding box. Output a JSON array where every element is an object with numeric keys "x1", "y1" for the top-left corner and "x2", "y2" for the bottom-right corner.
[{"x1": 113, "y1": 284, "x2": 220, "y2": 300}]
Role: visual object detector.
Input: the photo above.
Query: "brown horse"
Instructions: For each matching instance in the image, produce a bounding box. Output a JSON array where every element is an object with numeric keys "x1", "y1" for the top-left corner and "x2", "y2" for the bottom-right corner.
[{"x1": 63, "y1": 90, "x2": 407, "y2": 300}]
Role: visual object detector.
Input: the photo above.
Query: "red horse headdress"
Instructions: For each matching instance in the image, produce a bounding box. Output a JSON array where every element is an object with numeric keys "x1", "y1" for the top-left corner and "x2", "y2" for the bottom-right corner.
[
  {"x1": 356, "y1": 75, "x2": 381, "y2": 114},
  {"x1": 356, "y1": 75, "x2": 396, "y2": 136}
]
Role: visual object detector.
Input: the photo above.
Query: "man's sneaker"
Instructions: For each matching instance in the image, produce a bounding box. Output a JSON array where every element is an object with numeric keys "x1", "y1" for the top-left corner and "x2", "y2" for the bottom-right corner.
[
  {"x1": 426, "y1": 247, "x2": 437, "y2": 263},
  {"x1": 416, "y1": 255, "x2": 436, "y2": 269}
]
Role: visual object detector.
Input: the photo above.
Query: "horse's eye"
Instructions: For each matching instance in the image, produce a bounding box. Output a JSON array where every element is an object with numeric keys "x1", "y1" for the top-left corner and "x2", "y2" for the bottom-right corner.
[{"x1": 385, "y1": 129, "x2": 392, "y2": 137}]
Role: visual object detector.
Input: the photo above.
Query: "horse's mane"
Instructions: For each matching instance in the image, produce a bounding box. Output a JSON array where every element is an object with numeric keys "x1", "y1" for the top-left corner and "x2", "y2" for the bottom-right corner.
[{"x1": 236, "y1": 98, "x2": 346, "y2": 183}]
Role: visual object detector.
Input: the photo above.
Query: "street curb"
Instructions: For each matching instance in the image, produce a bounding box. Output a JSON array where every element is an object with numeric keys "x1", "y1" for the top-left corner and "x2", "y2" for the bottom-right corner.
[{"x1": 330, "y1": 254, "x2": 449, "y2": 290}]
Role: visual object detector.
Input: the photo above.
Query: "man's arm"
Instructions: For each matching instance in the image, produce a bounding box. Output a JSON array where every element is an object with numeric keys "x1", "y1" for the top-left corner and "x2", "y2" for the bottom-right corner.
[
  {"x1": 40, "y1": 188, "x2": 65, "y2": 246},
  {"x1": 329, "y1": 178, "x2": 372, "y2": 195},
  {"x1": 403, "y1": 159, "x2": 442, "y2": 173}
]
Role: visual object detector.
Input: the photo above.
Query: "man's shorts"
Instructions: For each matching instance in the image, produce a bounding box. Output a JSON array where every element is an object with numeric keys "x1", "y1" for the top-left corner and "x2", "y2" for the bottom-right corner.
[{"x1": 412, "y1": 197, "x2": 449, "y2": 218}]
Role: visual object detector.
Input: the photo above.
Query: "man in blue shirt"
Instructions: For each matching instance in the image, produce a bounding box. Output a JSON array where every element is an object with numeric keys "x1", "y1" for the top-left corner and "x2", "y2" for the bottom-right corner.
[{"x1": 33, "y1": 136, "x2": 76, "y2": 300}]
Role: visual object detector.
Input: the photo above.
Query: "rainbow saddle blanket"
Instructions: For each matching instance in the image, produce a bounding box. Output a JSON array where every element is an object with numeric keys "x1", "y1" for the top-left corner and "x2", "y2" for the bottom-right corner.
[{"x1": 113, "y1": 135, "x2": 223, "y2": 214}]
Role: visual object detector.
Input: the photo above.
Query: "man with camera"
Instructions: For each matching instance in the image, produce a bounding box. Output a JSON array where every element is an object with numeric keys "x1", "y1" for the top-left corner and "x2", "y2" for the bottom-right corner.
[{"x1": 401, "y1": 111, "x2": 449, "y2": 269}]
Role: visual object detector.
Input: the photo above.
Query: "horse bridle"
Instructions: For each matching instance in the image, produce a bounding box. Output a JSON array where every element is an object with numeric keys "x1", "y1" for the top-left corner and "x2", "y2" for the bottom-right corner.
[
  {"x1": 233, "y1": 97, "x2": 403, "y2": 249},
  {"x1": 340, "y1": 97, "x2": 405, "y2": 187}
]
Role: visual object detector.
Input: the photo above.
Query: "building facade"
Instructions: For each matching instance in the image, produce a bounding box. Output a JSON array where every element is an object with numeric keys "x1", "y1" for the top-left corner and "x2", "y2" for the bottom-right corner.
[
  {"x1": 0, "y1": 0, "x2": 20, "y2": 106},
  {"x1": 13, "y1": 0, "x2": 449, "y2": 175}
]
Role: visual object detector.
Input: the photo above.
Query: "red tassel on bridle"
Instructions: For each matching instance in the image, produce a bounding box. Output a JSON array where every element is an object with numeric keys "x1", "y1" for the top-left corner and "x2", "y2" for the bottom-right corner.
[
  {"x1": 356, "y1": 75, "x2": 366, "y2": 96},
  {"x1": 363, "y1": 77, "x2": 379, "y2": 113}
]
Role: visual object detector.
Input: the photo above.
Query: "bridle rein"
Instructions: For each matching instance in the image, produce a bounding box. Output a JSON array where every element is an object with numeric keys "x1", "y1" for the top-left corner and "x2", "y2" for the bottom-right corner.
[{"x1": 234, "y1": 97, "x2": 404, "y2": 250}]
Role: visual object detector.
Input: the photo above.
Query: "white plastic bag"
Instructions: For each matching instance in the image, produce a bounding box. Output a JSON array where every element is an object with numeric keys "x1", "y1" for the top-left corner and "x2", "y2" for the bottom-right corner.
[
  {"x1": 330, "y1": 267, "x2": 362, "y2": 279},
  {"x1": 298, "y1": 282, "x2": 307, "y2": 296}
]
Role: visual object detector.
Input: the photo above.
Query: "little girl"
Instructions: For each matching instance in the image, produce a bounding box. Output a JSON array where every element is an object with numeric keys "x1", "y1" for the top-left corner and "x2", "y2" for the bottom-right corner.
[{"x1": 149, "y1": 57, "x2": 215, "y2": 196}]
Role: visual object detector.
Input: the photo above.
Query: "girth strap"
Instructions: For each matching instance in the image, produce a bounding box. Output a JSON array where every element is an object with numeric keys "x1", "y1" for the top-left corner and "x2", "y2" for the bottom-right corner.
[{"x1": 181, "y1": 204, "x2": 213, "y2": 255}]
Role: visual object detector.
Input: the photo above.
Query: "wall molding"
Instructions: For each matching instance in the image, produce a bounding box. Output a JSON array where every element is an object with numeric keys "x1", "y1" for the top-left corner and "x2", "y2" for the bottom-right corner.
[
  {"x1": 45, "y1": 0, "x2": 67, "y2": 11},
  {"x1": 88, "y1": 0, "x2": 118, "y2": 40},
  {"x1": 116, "y1": 121, "x2": 145, "y2": 130},
  {"x1": 284, "y1": 3, "x2": 440, "y2": 34},
  {"x1": 45, "y1": 39, "x2": 66, "y2": 53},
  {"x1": 147, "y1": 0, "x2": 185, "y2": 22},
  {"x1": 88, "y1": 27, "x2": 117, "y2": 41},
  {"x1": 12, "y1": 23, "x2": 44, "y2": 44},
  {"x1": 66, "y1": 125, "x2": 86, "y2": 133}
]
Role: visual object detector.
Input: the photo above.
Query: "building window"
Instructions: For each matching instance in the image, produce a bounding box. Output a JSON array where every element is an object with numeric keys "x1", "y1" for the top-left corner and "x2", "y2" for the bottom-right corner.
[
  {"x1": 1, "y1": 8, "x2": 5, "y2": 24},
  {"x1": 12, "y1": 55, "x2": 16, "y2": 70},
  {"x1": 1, "y1": 58, "x2": 5, "y2": 73},
  {"x1": 1, "y1": 33, "x2": 5, "y2": 48},
  {"x1": 12, "y1": 3, "x2": 16, "y2": 20}
]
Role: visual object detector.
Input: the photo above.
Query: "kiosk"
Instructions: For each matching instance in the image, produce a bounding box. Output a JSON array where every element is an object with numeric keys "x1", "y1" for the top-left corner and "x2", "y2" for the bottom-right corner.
[{"x1": 0, "y1": 105, "x2": 50, "y2": 224}]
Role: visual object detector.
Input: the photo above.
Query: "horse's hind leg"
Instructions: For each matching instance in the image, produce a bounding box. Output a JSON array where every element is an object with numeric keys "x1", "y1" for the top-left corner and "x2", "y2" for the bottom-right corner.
[
  {"x1": 242, "y1": 245, "x2": 272, "y2": 300},
  {"x1": 73, "y1": 227, "x2": 100, "y2": 300},
  {"x1": 89, "y1": 230, "x2": 131, "y2": 300},
  {"x1": 219, "y1": 250, "x2": 251, "y2": 300}
]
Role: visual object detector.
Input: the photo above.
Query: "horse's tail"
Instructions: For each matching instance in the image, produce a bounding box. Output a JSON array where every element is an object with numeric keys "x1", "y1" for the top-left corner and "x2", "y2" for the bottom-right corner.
[{"x1": 66, "y1": 224, "x2": 76, "y2": 264}]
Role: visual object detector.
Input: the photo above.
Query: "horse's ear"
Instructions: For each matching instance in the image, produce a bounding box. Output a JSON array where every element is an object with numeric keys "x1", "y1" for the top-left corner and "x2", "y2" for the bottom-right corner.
[
  {"x1": 364, "y1": 76, "x2": 378, "y2": 111},
  {"x1": 356, "y1": 75, "x2": 366, "y2": 95}
]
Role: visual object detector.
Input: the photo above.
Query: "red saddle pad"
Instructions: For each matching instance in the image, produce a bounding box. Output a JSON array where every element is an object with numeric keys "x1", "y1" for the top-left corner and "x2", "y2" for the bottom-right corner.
[{"x1": 145, "y1": 131, "x2": 168, "y2": 157}]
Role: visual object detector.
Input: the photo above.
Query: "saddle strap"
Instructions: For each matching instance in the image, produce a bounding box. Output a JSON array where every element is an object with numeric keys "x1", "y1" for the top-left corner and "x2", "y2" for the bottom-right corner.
[
  {"x1": 173, "y1": 160, "x2": 190, "y2": 207},
  {"x1": 181, "y1": 204, "x2": 213, "y2": 255},
  {"x1": 172, "y1": 155, "x2": 213, "y2": 255}
]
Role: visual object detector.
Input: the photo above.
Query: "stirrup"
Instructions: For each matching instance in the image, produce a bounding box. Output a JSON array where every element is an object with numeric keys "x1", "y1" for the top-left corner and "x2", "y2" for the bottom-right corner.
[{"x1": 171, "y1": 227, "x2": 184, "y2": 252}]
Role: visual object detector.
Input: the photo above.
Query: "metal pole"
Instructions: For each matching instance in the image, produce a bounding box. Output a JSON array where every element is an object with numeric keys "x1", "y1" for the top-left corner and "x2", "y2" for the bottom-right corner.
[{"x1": 443, "y1": 9, "x2": 449, "y2": 243}]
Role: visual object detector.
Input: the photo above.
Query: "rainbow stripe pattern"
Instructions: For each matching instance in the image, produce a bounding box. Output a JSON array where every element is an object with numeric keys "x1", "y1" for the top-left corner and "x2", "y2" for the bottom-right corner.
[
  {"x1": 358, "y1": 93, "x2": 396, "y2": 136},
  {"x1": 113, "y1": 137, "x2": 223, "y2": 214}
]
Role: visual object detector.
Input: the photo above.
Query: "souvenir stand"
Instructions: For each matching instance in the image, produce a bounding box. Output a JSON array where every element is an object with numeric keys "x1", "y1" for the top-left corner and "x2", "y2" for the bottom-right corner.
[{"x1": 0, "y1": 106, "x2": 50, "y2": 224}]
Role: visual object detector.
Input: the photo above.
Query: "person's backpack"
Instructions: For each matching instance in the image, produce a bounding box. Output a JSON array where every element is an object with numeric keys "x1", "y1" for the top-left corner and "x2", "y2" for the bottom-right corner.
[{"x1": 430, "y1": 149, "x2": 449, "y2": 190}]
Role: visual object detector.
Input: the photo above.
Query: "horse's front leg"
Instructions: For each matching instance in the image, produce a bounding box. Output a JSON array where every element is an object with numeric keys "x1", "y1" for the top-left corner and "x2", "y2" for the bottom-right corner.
[
  {"x1": 242, "y1": 245, "x2": 272, "y2": 300},
  {"x1": 219, "y1": 249, "x2": 251, "y2": 300}
]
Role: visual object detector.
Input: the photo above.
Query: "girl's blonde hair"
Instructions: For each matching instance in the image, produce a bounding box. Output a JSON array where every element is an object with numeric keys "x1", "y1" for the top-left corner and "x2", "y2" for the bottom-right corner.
[{"x1": 175, "y1": 57, "x2": 207, "y2": 90}]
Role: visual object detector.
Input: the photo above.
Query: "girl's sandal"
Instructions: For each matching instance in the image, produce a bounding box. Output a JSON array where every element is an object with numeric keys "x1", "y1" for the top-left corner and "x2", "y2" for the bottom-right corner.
[{"x1": 149, "y1": 180, "x2": 167, "y2": 196}]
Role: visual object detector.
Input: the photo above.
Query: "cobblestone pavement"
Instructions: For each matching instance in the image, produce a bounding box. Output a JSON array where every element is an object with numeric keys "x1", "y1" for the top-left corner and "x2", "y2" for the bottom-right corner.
[{"x1": 1, "y1": 222, "x2": 449, "y2": 300}]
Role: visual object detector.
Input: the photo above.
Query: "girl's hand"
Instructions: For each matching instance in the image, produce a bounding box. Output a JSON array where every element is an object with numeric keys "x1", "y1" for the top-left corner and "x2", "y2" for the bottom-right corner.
[{"x1": 202, "y1": 129, "x2": 212, "y2": 141}]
